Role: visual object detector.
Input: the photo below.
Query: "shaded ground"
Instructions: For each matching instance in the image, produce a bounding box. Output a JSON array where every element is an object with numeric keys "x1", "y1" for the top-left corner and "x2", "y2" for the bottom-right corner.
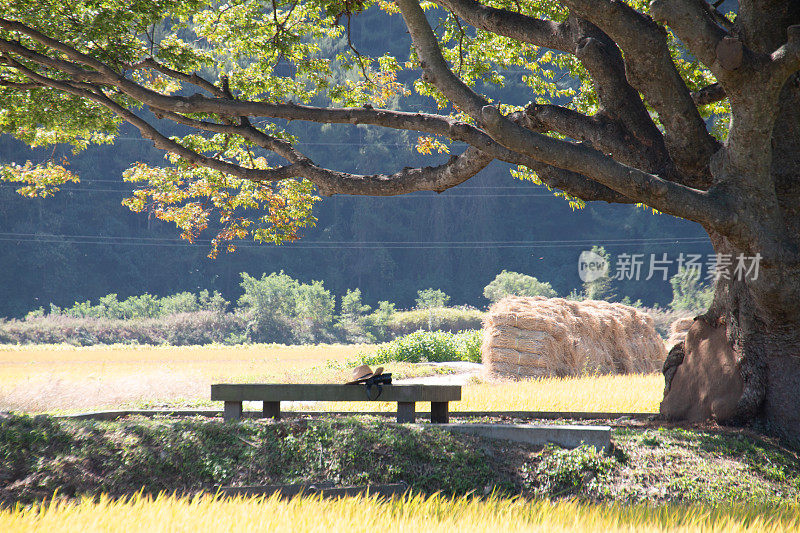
[{"x1": 2, "y1": 413, "x2": 799, "y2": 508}]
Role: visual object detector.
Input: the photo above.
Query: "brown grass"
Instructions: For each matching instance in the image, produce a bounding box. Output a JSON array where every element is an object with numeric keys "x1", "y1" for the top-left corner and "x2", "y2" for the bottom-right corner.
[
  {"x1": 482, "y1": 297, "x2": 666, "y2": 379},
  {"x1": 0, "y1": 344, "x2": 364, "y2": 412}
]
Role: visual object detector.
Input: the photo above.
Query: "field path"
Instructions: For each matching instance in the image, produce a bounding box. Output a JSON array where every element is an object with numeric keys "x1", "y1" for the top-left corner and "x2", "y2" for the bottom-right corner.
[{"x1": 393, "y1": 362, "x2": 482, "y2": 385}]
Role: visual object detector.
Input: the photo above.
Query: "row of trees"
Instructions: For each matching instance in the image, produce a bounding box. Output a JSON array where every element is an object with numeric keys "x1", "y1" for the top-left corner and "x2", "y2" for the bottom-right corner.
[
  {"x1": 18, "y1": 264, "x2": 712, "y2": 344},
  {"x1": 29, "y1": 264, "x2": 714, "y2": 322}
]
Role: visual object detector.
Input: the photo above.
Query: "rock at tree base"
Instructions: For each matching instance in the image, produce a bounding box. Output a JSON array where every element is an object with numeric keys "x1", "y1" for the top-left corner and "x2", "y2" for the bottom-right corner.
[
  {"x1": 667, "y1": 317, "x2": 695, "y2": 350},
  {"x1": 660, "y1": 319, "x2": 743, "y2": 422}
]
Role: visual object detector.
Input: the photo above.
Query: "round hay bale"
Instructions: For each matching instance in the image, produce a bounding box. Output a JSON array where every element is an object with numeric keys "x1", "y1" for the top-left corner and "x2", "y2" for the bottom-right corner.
[
  {"x1": 481, "y1": 296, "x2": 666, "y2": 379},
  {"x1": 666, "y1": 317, "x2": 695, "y2": 349}
]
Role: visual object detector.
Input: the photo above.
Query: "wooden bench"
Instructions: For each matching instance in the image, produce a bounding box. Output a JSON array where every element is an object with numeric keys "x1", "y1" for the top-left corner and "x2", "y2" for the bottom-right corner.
[{"x1": 210, "y1": 384, "x2": 461, "y2": 424}]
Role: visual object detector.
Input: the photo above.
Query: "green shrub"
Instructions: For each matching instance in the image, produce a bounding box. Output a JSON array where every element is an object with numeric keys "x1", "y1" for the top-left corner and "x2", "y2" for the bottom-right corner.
[
  {"x1": 296, "y1": 280, "x2": 336, "y2": 330},
  {"x1": 340, "y1": 288, "x2": 370, "y2": 320},
  {"x1": 483, "y1": 270, "x2": 557, "y2": 303},
  {"x1": 363, "y1": 301, "x2": 396, "y2": 343},
  {"x1": 415, "y1": 288, "x2": 450, "y2": 309},
  {"x1": 0, "y1": 312, "x2": 245, "y2": 346},
  {"x1": 387, "y1": 307, "x2": 484, "y2": 336},
  {"x1": 358, "y1": 330, "x2": 482, "y2": 365},
  {"x1": 524, "y1": 445, "x2": 617, "y2": 497},
  {"x1": 669, "y1": 267, "x2": 714, "y2": 312},
  {"x1": 236, "y1": 271, "x2": 300, "y2": 343},
  {"x1": 159, "y1": 292, "x2": 200, "y2": 315},
  {"x1": 582, "y1": 246, "x2": 616, "y2": 301},
  {"x1": 41, "y1": 290, "x2": 230, "y2": 321}
]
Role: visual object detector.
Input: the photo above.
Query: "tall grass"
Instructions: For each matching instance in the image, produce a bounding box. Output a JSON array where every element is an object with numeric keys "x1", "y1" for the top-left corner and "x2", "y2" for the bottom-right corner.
[
  {"x1": 0, "y1": 340, "x2": 663, "y2": 412},
  {"x1": 297, "y1": 373, "x2": 663, "y2": 414},
  {"x1": 0, "y1": 344, "x2": 366, "y2": 412},
  {"x1": 2, "y1": 492, "x2": 798, "y2": 532},
  {"x1": 455, "y1": 374, "x2": 663, "y2": 412}
]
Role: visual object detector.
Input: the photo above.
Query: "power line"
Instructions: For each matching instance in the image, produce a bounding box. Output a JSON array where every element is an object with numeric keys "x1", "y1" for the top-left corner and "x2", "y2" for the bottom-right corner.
[
  {"x1": 0, "y1": 184, "x2": 608, "y2": 198},
  {"x1": 0, "y1": 233, "x2": 710, "y2": 250},
  {"x1": 0, "y1": 231, "x2": 709, "y2": 244}
]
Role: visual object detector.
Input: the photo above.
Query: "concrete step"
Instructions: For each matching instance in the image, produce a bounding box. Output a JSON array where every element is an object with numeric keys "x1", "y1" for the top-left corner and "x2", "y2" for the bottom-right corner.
[{"x1": 429, "y1": 423, "x2": 611, "y2": 452}]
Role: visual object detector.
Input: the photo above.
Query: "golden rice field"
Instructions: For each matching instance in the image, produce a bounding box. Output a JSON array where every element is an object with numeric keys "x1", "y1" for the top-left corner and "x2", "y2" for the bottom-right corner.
[
  {"x1": 307, "y1": 373, "x2": 662, "y2": 414},
  {"x1": 0, "y1": 343, "x2": 362, "y2": 412},
  {"x1": 2, "y1": 493, "x2": 798, "y2": 533},
  {"x1": 0, "y1": 343, "x2": 662, "y2": 413}
]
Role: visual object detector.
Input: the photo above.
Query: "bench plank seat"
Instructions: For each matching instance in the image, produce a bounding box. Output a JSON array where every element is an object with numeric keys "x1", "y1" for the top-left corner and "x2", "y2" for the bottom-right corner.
[{"x1": 211, "y1": 384, "x2": 461, "y2": 424}]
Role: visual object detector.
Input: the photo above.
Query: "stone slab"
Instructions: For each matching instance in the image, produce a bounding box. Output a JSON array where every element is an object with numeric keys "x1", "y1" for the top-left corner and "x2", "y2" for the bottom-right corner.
[{"x1": 432, "y1": 423, "x2": 611, "y2": 452}]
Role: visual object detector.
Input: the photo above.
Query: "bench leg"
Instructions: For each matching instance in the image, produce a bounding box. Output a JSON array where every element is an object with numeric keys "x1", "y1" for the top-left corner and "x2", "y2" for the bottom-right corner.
[
  {"x1": 263, "y1": 401, "x2": 281, "y2": 420},
  {"x1": 431, "y1": 402, "x2": 449, "y2": 424},
  {"x1": 223, "y1": 401, "x2": 242, "y2": 423},
  {"x1": 397, "y1": 402, "x2": 416, "y2": 423}
]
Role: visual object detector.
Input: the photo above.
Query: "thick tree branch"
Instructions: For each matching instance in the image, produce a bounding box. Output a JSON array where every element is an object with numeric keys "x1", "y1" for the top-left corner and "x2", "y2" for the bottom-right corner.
[
  {"x1": 479, "y1": 104, "x2": 733, "y2": 230},
  {"x1": 2, "y1": 55, "x2": 304, "y2": 182},
  {"x1": 396, "y1": 3, "x2": 488, "y2": 118},
  {"x1": 770, "y1": 25, "x2": 800, "y2": 88},
  {"x1": 0, "y1": 12, "x2": 658, "y2": 205},
  {"x1": 560, "y1": 0, "x2": 719, "y2": 180},
  {"x1": 433, "y1": 0, "x2": 573, "y2": 51},
  {"x1": 433, "y1": 1, "x2": 694, "y2": 186},
  {"x1": 692, "y1": 82, "x2": 726, "y2": 105},
  {"x1": 512, "y1": 160, "x2": 633, "y2": 205},
  {"x1": 568, "y1": 20, "x2": 668, "y2": 158},
  {"x1": 158, "y1": 105, "x2": 631, "y2": 202},
  {"x1": 649, "y1": 0, "x2": 728, "y2": 72},
  {"x1": 397, "y1": 0, "x2": 731, "y2": 229},
  {"x1": 0, "y1": 77, "x2": 42, "y2": 90},
  {"x1": 303, "y1": 146, "x2": 493, "y2": 196},
  {"x1": 130, "y1": 58, "x2": 226, "y2": 98},
  {"x1": 151, "y1": 109, "x2": 306, "y2": 164},
  {"x1": 523, "y1": 103, "x2": 665, "y2": 175},
  {"x1": 700, "y1": 0, "x2": 735, "y2": 33},
  {"x1": 0, "y1": 38, "x2": 108, "y2": 85},
  {"x1": 2, "y1": 40, "x2": 497, "y2": 198}
]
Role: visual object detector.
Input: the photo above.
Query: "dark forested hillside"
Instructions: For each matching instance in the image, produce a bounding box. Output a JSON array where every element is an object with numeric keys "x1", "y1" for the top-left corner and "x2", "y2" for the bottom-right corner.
[{"x1": 0, "y1": 7, "x2": 711, "y2": 318}]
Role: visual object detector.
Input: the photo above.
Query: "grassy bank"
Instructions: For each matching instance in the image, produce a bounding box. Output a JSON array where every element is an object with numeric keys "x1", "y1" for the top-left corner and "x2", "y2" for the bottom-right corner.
[{"x1": 2, "y1": 414, "x2": 799, "y2": 509}]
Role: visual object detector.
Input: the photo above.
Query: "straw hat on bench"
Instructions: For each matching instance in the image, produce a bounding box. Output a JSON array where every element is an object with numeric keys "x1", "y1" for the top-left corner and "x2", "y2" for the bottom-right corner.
[{"x1": 346, "y1": 365, "x2": 384, "y2": 384}]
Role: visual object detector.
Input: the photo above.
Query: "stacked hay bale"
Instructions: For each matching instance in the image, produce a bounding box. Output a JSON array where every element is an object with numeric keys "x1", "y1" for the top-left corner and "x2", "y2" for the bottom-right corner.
[
  {"x1": 482, "y1": 296, "x2": 666, "y2": 379},
  {"x1": 666, "y1": 317, "x2": 695, "y2": 349}
]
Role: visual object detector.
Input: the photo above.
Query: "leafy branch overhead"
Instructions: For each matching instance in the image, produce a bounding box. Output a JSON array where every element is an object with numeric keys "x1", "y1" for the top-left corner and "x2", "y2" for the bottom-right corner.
[{"x1": 1, "y1": 0, "x2": 797, "y2": 254}]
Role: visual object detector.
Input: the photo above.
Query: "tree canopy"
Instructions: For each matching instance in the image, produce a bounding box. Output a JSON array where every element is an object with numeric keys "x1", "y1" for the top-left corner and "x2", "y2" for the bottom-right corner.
[{"x1": 0, "y1": 0, "x2": 756, "y2": 254}]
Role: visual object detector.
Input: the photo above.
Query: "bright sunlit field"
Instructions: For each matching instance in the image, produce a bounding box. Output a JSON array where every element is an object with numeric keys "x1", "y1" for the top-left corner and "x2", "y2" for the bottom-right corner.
[
  {"x1": 304, "y1": 373, "x2": 663, "y2": 414},
  {"x1": 0, "y1": 344, "x2": 364, "y2": 412},
  {"x1": 0, "y1": 344, "x2": 662, "y2": 413},
  {"x1": 2, "y1": 492, "x2": 798, "y2": 533}
]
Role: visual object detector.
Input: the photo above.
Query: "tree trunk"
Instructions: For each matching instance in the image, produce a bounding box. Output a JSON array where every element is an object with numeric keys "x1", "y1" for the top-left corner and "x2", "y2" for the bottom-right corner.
[
  {"x1": 661, "y1": 234, "x2": 800, "y2": 444},
  {"x1": 662, "y1": 3, "x2": 800, "y2": 442}
]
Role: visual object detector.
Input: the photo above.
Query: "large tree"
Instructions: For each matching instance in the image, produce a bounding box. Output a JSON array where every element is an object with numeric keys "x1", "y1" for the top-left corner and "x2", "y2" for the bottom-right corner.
[{"x1": 1, "y1": 1, "x2": 799, "y2": 439}]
